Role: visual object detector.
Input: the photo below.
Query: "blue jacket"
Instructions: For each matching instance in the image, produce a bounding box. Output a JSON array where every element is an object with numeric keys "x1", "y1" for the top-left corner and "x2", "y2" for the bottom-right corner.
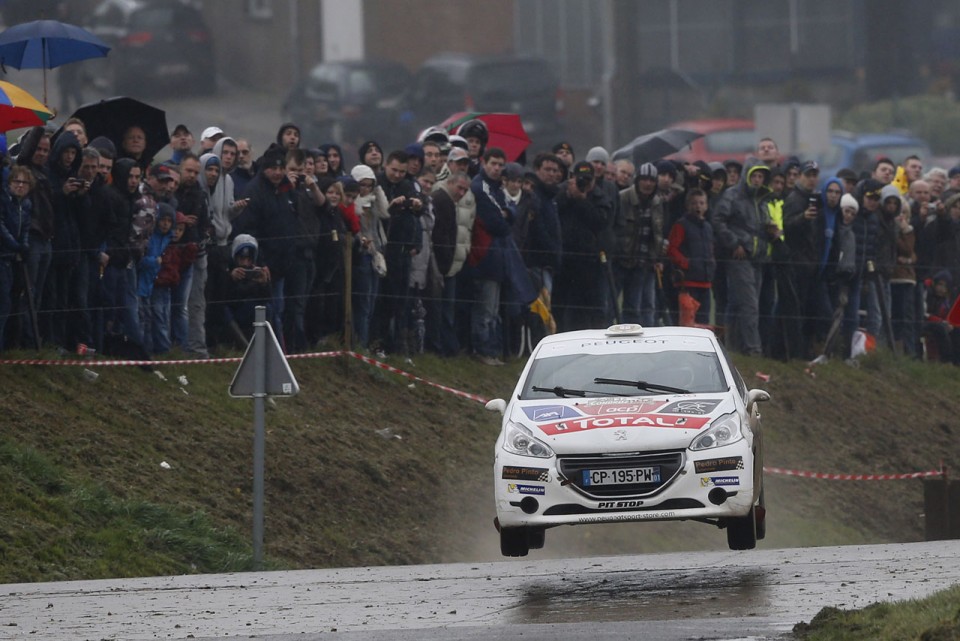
[
  {"x1": 138, "y1": 226, "x2": 173, "y2": 297},
  {"x1": 467, "y1": 168, "x2": 514, "y2": 281}
]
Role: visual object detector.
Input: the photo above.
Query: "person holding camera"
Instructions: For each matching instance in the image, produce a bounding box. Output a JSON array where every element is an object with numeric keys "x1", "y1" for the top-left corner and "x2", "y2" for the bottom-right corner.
[
  {"x1": 611, "y1": 162, "x2": 664, "y2": 328},
  {"x1": 553, "y1": 160, "x2": 612, "y2": 332},
  {"x1": 783, "y1": 160, "x2": 829, "y2": 358},
  {"x1": 221, "y1": 233, "x2": 271, "y2": 347}
]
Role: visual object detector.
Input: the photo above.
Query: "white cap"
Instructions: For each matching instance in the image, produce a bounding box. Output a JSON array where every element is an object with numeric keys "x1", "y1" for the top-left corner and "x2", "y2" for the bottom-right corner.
[
  {"x1": 447, "y1": 147, "x2": 469, "y2": 163},
  {"x1": 350, "y1": 164, "x2": 377, "y2": 182},
  {"x1": 200, "y1": 126, "x2": 224, "y2": 141}
]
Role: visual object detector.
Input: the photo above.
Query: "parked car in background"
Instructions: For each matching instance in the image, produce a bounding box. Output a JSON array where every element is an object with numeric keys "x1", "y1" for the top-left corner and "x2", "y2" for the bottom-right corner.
[
  {"x1": 409, "y1": 52, "x2": 564, "y2": 149},
  {"x1": 85, "y1": 0, "x2": 215, "y2": 96},
  {"x1": 665, "y1": 118, "x2": 757, "y2": 164},
  {"x1": 283, "y1": 60, "x2": 414, "y2": 150},
  {"x1": 807, "y1": 130, "x2": 933, "y2": 181}
]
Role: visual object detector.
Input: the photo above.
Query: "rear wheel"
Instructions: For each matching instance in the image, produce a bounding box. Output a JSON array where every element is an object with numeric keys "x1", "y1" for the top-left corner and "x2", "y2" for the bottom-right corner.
[
  {"x1": 527, "y1": 527, "x2": 546, "y2": 550},
  {"x1": 755, "y1": 488, "x2": 767, "y2": 540},
  {"x1": 726, "y1": 505, "x2": 757, "y2": 550}
]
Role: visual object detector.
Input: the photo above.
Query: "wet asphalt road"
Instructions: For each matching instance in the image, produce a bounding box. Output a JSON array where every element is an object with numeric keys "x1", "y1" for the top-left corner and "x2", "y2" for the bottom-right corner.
[{"x1": 1, "y1": 541, "x2": 958, "y2": 640}]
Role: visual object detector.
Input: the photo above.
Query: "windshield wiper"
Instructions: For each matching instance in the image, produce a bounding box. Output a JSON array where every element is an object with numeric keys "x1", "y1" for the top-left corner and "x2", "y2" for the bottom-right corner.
[
  {"x1": 531, "y1": 385, "x2": 589, "y2": 398},
  {"x1": 593, "y1": 377, "x2": 691, "y2": 395}
]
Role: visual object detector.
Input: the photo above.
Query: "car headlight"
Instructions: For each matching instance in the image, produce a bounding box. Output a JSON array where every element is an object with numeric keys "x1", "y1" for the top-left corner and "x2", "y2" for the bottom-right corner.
[
  {"x1": 502, "y1": 420, "x2": 554, "y2": 458},
  {"x1": 689, "y1": 412, "x2": 743, "y2": 451}
]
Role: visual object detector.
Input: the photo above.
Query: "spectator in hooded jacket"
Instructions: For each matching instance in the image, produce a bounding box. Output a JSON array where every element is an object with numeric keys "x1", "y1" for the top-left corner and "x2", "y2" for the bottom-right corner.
[
  {"x1": 714, "y1": 162, "x2": 773, "y2": 355},
  {"x1": 45, "y1": 130, "x2": 84, "y2": 349},
  {"x1": 0, "y1": 166, "x2": 33, "y2": 351},
  {"x1": 221, "y1": 233, "x2": 272, "y2": 346}
]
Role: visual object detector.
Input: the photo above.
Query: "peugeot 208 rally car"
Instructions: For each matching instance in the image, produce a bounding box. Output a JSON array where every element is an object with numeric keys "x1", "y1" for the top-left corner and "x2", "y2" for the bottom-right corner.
[{"x1": 487, "y1": 324, "x2": 771, "y2": 556}]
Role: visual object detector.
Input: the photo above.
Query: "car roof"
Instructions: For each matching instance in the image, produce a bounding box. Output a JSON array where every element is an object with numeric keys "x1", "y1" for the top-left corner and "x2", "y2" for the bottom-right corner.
[
  {"x1": 666, "y1": 118, "x2": 755, "y2": 133},
  {"x1": 536, "y1": 325, "x2": 718, "y2": 349}
]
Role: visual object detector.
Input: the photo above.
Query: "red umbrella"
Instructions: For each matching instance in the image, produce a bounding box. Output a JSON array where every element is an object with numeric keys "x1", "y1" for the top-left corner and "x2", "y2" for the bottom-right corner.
[{"x1": 439, "y1": 111, "x2": 531, "y2": 162}]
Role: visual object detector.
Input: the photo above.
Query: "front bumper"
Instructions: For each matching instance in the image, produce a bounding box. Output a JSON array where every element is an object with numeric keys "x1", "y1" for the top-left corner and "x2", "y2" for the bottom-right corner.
[{"x1": 494, "y1": 443, "x2": 756, "y2": 528}]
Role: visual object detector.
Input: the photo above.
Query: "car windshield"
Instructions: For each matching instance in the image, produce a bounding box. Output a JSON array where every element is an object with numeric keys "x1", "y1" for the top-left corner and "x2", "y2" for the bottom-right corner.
[
  {"x1": 470, "y1": 61, "x2": 556, "y2": 95},
  {"x1": 347, "y1": 67, "x2": 410, "y2": 101},
  {"x1": 520, "y1": 350, "x2": 728, "y2": 400},
  {"x1": 704, "y1": 129, "x2": 756, "y2": 154}
]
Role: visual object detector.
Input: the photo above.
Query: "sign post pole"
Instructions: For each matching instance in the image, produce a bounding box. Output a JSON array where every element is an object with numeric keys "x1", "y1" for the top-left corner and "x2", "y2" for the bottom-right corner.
[
  {"x1": 252, "y1": 305, "x2": 267, "y2": 569},
  {"x1": 229, "y1": 304, "x2": 299, "y2": 571}
]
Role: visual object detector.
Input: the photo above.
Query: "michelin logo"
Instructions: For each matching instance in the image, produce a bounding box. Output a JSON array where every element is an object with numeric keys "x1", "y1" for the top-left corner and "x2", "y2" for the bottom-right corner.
[
  {"x1": 699, "y1": 476, "x2": 740, "y2": 487},
  {"x1": 507, "y1": 483, "x2": 546, "y2": 496}
]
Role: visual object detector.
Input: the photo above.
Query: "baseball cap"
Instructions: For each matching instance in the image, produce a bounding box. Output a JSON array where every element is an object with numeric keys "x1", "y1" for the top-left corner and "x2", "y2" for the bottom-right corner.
[
  {"x1": 447, "y1": 147, "x2": 469, "y2": 163},
  {"x1": 572, "y1": 161, "x2": 594, "y2": 178},
  {"x1": 149, "y1": 164, "x2": 178, "y2": 181},
  {"x1": 552, "y1": 141, "x2": 574, "y2": 156},
  {"x1": 200, "y1": 126, "x2": 224, "y2": 141},
  {"x1": 801, "y1": 160, "x2": 820, "y2": 174},
  {"x1": 171, "y1": 123, "x2": 191, "y2": 136},
  {"x1": 948, "y1": 165, "x2": 960, "y2": 178}
]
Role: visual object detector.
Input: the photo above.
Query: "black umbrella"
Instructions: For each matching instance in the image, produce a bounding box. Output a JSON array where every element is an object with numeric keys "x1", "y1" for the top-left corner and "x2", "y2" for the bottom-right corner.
[
  {"x1": 69, "y1": 96, "x2": 169, "y2": 167},
  {"x1": 612, "y1": 128, "x2": 704, "y2": 165}
]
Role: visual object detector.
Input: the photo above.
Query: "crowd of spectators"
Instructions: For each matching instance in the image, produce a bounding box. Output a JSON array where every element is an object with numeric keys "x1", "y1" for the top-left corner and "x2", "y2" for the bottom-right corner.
[{"x1": 1, "y1": 115, "x2": 958, "y2": 366}]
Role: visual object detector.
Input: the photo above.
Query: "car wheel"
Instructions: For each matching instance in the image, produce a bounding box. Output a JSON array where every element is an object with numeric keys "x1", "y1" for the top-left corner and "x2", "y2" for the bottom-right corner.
[
  {"x1": 527, "y1": 527, "x2": 546, "y2": 550},
  {"x1": 500, "y1": 527, "x2": 530, "y2": 557},
  {"x1": 726, "y1": 505, "x2": 757, "y2": 550}
]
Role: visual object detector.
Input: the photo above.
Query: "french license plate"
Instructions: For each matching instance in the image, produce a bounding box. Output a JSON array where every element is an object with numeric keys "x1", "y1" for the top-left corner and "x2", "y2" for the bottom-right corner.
[{"x1": 582, "y1": 466, "x2": 660, "y2": 486}]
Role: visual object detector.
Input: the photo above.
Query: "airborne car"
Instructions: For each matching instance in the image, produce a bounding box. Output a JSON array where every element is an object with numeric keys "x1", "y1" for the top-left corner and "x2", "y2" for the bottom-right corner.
[{"x1": 488, "y1": 324, "x2": 770, "y2": 557}]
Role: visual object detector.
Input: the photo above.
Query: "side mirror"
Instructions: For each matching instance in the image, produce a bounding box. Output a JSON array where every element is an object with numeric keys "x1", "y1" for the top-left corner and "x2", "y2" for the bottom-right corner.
[
  {"x1": 746, "y1": 388, "x2": 771, "y2": 411},
  {"x1": 485, "y1": 398, "x2": 506, "y2": 415}
]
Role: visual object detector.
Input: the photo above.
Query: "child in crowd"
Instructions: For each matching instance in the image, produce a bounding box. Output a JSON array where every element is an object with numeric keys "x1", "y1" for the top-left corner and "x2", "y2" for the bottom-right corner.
[
  {"x1": 667, "y1": 188, "x2": 715, "y2": 325},
  {"x1": 152, "y1": 212, "x2": 198, "y2": 353},
  {"x1": 138, "y1": 204, "x2": 175, "y2": 353}
]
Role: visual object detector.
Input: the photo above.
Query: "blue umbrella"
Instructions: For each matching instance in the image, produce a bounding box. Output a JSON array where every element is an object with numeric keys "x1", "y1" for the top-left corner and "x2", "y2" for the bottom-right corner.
[{"x1": 0, "y1": 19, "x2": 111, "y2": 104}]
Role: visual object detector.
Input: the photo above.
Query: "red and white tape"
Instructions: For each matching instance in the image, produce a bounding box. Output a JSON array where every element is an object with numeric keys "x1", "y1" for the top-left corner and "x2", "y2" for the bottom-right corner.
[
  {"x1": 0, "y1": 351, "x2": 948, "y2": 480},
  {"x1": 763, "y1": 466, "x2": 944, "y2": 480}
]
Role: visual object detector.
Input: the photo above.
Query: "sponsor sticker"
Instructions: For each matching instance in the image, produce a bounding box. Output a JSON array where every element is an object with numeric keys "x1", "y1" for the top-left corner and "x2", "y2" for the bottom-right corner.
[
  {"x1": 502, "y1": 466, "x2": 551, "y2": 482},
  {"x1": 577, "y1": 398, "x2": 667, "y2": 415},
  {"x1": 507, "y1": 483, "x2": 546, "y2": 495},
  {"x1": 694, "y1": 456, "x2": 745, "y2": 473},
  {"x1": 659, "y1": 399, "x2": 722, "y2": 415},
  {"x1": 538, "y1": 413, "x2": 709, "y2": 436},
  {"x1": 522, "y1": 405, "x2": 582, "y2": 422},
  {"x1": 699, "y1": 476, "x2": 740, "y2": 487}
]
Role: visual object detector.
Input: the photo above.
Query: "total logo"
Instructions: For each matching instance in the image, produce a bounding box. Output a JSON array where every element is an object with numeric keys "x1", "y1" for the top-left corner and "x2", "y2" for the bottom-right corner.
[{"x1": 539, "y1": 413, "x2": 709, "y2": 436}]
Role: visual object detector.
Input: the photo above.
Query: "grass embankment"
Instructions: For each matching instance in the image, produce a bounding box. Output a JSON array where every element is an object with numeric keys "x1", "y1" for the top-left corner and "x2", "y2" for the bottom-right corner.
[{"x1": 1, "y1": 346, "x2": 960, "y2": 637}]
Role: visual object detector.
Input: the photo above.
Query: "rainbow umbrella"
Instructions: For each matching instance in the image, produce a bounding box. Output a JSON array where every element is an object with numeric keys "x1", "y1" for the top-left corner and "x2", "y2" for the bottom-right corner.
[{"x1": 0, "y1": 79, "x2": 54, "y2": 132}]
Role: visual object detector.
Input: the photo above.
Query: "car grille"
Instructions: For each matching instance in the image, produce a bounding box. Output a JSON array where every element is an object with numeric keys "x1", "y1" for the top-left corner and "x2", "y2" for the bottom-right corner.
[{"x1": 557, "y1": 450, "x2": 685, "y2": 499}]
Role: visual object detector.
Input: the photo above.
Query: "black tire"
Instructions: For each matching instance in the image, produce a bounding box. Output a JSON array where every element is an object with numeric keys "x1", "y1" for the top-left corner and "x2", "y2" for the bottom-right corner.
[
  {"x1": 726, "y1": 505, "x2": 757, "y2": 550},
  {"x1": 500, "y1": 528, "x2": 530, "y2": 557},
  {"x1": 527, "y1": 527, "x2": 546, "y2": 550}
]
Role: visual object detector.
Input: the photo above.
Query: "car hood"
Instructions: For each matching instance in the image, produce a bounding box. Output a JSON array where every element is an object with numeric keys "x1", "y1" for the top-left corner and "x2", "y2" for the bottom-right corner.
[{"x1": 510, "y1": 395, "x2": 737, "y2": 454}]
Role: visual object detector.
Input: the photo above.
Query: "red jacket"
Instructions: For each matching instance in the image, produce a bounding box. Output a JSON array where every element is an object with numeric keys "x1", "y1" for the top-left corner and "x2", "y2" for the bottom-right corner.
[{"x1": 154, "y1": 241, "x2": 198, "y2": 288}]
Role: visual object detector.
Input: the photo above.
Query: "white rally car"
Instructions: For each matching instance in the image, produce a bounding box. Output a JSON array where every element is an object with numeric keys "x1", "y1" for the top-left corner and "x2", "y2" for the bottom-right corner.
[{"x1": 488, "y1": 324, "x2": 770, "y2": 557}]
